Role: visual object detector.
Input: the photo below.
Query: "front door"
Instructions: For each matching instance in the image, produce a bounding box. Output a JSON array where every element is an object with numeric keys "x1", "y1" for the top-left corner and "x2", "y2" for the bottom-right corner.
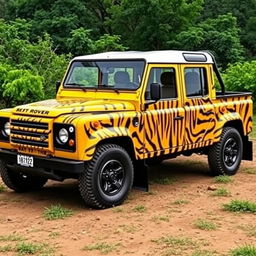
[{"x1": 143, "y1": 64, "x2": 185, "y2": 159}]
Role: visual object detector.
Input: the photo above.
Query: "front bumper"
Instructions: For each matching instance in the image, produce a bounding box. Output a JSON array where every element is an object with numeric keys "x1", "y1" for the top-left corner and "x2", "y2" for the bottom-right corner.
[{"x1": 0, "y1": 149, "x2": 84, "y2": 174}]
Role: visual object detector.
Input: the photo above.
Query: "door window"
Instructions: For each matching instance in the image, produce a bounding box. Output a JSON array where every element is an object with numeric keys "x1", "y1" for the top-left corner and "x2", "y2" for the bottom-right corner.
[
  {"x1": 184, "y1": 67, "x2": 208, "y2": 97},
  {"x1": 145, "y1": 68, "x2": 177, "y2": 100}
]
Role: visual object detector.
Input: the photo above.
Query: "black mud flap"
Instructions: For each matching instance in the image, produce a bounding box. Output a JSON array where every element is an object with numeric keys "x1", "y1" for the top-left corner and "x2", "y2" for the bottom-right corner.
[
  {"x1": 133, "y1": 160, "x2": 149, "y2": 191},
  {"x1": 243, "y1": 139, "x2": 253, "y2": 161}
]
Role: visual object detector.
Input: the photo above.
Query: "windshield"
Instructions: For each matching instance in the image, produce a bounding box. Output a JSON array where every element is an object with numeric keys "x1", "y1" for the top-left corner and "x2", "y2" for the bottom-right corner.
[{"x1": 64, "y1": 60, "x2": 145, "y2": 90}]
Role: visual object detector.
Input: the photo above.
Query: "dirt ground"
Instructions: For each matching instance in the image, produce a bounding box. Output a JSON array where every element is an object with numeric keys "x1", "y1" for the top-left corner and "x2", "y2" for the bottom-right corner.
[{"x1": 0, "y1": 142, "x2": 255, "y2": 256}]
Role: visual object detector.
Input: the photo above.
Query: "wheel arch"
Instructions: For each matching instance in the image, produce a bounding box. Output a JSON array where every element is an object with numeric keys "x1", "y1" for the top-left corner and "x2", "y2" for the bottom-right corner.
[
  {"x1": 97, "y1": 136, "x2": 137, "y2": 161},
  {"x1": 223, "y1": 119, "x2": 245, "y2": 136}
]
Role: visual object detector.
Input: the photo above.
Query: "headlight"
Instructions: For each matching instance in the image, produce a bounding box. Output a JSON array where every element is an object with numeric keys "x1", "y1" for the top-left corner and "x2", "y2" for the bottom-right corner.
[
  {"x1": 54, "y1": 123, "x2": 76, "y2": 151},
  {"x1": 4, "y1": 122, "x2": 10, "y2": 136},
  {"x1": 58, "y1": 128, "x2": 69, "y2": 144},
  {"x1": 0, "y1": 118, "x2": 10, "y2": 141}
]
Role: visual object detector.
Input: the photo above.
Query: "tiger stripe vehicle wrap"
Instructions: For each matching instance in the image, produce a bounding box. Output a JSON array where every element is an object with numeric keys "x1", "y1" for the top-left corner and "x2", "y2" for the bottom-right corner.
[{"x1": 0, "y1": 50, "x2": 253, "y2": 208}]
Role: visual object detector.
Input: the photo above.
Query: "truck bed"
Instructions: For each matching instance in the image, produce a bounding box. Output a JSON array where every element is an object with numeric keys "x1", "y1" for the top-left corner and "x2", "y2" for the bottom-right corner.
[{"x1": 216, "y1": 91, "x2": 252, "y2": 98}]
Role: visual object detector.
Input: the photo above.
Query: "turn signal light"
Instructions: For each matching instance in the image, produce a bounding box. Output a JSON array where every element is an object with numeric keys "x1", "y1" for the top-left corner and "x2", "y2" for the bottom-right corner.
[{"x1": 68, "y1": 139, "x2": 75, "y2": 147}]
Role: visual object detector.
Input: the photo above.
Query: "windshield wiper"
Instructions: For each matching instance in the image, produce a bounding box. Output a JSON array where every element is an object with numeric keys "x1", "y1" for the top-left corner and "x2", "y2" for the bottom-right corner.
[
  {"x1": 102, "y1": 84, "x2": 120, "y2": 94},
  {"x1": 66, "y1": 82, "x2": 85, "y2": 87},
  {"x1": 65, "y1": 83, "x2": 87, "y2": 91}
]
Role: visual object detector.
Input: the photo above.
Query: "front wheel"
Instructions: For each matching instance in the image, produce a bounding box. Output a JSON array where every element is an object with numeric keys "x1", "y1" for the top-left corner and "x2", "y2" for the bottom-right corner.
[
  {"x1": 208, "y1": 127, "x2": 243, "y2": 176},
  {"x1": 78, "y1": 144, "x2": 134, "y2": 209},
  {"x1": 0, "y1": 161, "x2": 48, "y2": 192}
]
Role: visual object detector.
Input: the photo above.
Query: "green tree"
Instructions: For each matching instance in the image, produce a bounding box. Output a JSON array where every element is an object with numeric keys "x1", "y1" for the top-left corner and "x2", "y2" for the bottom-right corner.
[
  {"x1": 0, "y1": 65, "x2": 44, "y2": 107},
  {"x1": 94, "y1": 34, "x2": 127, "y2": 53},
  {"x1": 201, "y1": 0, "x2": 256, "y2": 58},
  {"x1": 108, "y1": 0, "x2": 203, "y2": 50},
  {"x1": 0, "y1": 19, "x2": 69, "y2": 99},
  {"x1": 0, "y1": 0, "x2": 10, "y2": 18},
  {"x1": 83, "y1": 0, "x2": 113, "y2": 34},
  {"x1": 67, "y1": 28, "x2": 94, "y2": 56},
  {"x1": 243, "y1": 17, "x2": 256, "y2": 58},
  {"x1": 171, "y1": 14, "x2": 244, "y2": 67},
  {"x1": 223, "y1": 61, "x2": 256, "y2": 105},
  {"x1": 201, "y1": 0, "x2": 256, "y2": 28},
  {"x1": 7, "y1": 0, "x2": 98, "y2": 53}
]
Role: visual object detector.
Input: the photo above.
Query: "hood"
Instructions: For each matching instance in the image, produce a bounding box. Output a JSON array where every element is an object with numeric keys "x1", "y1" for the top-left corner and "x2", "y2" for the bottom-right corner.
[{"x1": 12, "y1": 98, "x2": 136, "y2": 117}]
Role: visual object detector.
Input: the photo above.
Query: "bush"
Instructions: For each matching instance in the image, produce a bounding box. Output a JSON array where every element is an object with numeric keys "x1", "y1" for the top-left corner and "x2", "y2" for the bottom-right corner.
[
  {"x1": 223, "y1": 61, "x2": 256, "y2": 108},
  {"x1": 0, "y1": 65, "x2": 44, "y2": 107}
]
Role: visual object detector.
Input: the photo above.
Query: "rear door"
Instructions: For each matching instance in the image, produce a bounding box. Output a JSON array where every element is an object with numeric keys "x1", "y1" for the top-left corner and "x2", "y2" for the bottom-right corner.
[
  {"x1": 143, "y1": 64, "x2": 185, "y2": 159},
  {"x1": 181, "y1": 64, "x2": 216, "y2": 148}
]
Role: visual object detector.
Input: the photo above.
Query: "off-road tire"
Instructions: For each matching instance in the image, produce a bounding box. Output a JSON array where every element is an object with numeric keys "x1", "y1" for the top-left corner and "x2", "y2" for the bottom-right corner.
[
  {"x1": 78, "y1": 144, "x2": 134, "y2": 209},
  {"x1": 0, "y1": 161, "x2": 48, "y2": 192},
  {"x1": 208, "y1": 127, "x2": 243, "y2": 176}
]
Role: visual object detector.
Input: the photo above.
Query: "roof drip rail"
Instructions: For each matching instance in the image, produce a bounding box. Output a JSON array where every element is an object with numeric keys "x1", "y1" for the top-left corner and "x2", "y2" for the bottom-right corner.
[{"x1": 205, "y1": 51, "x2": 225, "y2": 95}]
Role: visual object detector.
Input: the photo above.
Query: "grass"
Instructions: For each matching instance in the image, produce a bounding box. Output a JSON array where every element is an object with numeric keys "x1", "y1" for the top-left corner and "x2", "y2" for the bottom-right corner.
[
  {"x1": 151, "y1": 215, "x2": 170, "y2": 223},
  {"x1": 244, "y1": 168, "x2": 256, "y2": 175},
  {"x1": 211, "y1": 187, "x2": 231, "y2": 197},
  {"x1": 251, "y1": 115, "x2": 256, "y2": 139},
  {"x1": 16, "y1": 242, "x2": 54, "y2": 255},
  {"x1": 192, "y1": 249, "x2": 219, "y2": 256},
  {"x1": 16, "y1": 242, "x2": 45, "y2": 255},
  {"x1": 0, "y1": 234, "x2": 24, "y2": 242},
  {"x1": 238, "y1": 225, "x2": 256, "y2": 237},
  {"x1": 132, "y1": 205, "x2": 147, "y2": 212},
  {"x1": 152, "y1": 236, "x2": 200, "y2": 255},
  {"x1": 43, "y1": 204, "x2": 73, "y2": 220},
  {"x1": 214, "y1": 175, "x2": 233, "y2": 184},
  {"x1": 0, "y1": 244, "x2": 13, "y2": 252},
  {"x1": 194, "y1": 218, "x2": 217, "y2": 231},
  {"x1": 172, "y1": 199, "x2": 189, "y2": 205},
  {"x1": 0, "y1": 184, "x2": 6, "y2": 193},
  {"x1": 153, "y1": 176, "x2": 177, "y2": 185},
  {"x1": 83, "y1": 242, "x2": 119, "y2": 254},
  {"x1": 0, "y1": 242, "x2": 53, "y2": 255},
  {"x1": 230, "y1": 244, "x2": 256, "y2": 256},
  {"x1": 48, "y1": 232, "x2": 61, "y2": 238},
  {"x1": 116, "y1": 224, "x2": 139, "y2": 234},
  {"x1": 112, "y1": 207, "x2": 124, "y2": 213},
  {"x1": 223, "y1": 200, "x2": 256, "y2": 213},
  {"x1": 152, "y1": 235, "x2": 197, "y2": 249}
]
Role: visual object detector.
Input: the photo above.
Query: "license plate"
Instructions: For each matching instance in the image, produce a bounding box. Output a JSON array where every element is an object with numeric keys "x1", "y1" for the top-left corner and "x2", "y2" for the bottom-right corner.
[{"x1": 17, "y1": 155, "x2": 34, "y2": 167}]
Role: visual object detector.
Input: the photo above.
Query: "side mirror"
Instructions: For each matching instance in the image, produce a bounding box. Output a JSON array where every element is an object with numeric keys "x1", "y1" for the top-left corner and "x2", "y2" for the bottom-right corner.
[
  {"x1": 56, "y1": 81, "x2": 61, "y2": 93},
  {"x1": 150, "y1": 83, "x2": 161, "y2": 101}
]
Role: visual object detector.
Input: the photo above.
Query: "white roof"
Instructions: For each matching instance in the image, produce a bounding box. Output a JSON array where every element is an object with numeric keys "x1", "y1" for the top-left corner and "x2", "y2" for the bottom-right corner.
[{"x1": 74, "y1": 50, "x2": 214, "y2": 64}]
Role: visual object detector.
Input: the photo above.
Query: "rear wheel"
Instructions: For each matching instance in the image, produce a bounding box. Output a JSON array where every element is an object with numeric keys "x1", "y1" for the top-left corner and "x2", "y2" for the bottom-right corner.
[
  {"x1": 208, "y1": 127, "x2": 243, "y2": 176},
  {"x1": 78, "y1": 144, "x2": 134, "y2": 209},
  {"x1": 0, "y1": 161, "x2": 48, "y2": 192}
]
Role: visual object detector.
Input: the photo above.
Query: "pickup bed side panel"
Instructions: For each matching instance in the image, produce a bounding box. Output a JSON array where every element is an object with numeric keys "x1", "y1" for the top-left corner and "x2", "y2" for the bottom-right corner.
[{"x1": 212, "y1": 95, "x2": 253, "y2": 141}]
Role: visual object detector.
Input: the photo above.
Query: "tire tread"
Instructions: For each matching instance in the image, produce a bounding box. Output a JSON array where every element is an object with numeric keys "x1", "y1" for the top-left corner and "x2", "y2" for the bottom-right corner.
[
  {"x1": 208, "y1": 127, "x2": 242, "y2": 176},
  {"x1": 78, "y1": 144, "x2": 133, "y2": 209}
]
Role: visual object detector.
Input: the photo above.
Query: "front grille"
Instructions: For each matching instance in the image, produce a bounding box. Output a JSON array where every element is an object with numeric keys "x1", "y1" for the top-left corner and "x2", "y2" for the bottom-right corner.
[{"x1": 10, "y1": 120, "x2": 49, "y2": 148}]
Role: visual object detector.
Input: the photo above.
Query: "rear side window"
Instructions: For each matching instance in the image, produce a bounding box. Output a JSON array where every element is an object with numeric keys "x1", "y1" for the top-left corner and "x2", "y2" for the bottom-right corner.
[{"x1": 184, "y1": 67, "x2": 208, "y2": 97}]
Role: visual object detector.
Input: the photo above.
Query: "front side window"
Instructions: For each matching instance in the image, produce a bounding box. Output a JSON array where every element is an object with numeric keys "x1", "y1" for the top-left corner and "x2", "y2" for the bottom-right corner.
[
  {"x1": 64, "y1": 60, "x2": 145, "y2": 90},
  {"x1": 184, "y1": 67, "x2": 208, "y2": 97},
  {"x1": 145, "y1": 67, "x2": 177, "y2": 100}
]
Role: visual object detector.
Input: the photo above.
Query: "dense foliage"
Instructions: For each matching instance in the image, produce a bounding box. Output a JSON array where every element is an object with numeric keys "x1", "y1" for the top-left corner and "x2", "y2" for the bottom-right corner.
[{"x1": 0, "y1": 0, "x2": 255, "y2": 107}]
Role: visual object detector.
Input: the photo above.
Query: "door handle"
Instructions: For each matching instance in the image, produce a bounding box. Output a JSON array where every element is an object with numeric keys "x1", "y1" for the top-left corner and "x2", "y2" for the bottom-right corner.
[{"x1": 174, "y1": 116, "x2": 184, "y2": 121}]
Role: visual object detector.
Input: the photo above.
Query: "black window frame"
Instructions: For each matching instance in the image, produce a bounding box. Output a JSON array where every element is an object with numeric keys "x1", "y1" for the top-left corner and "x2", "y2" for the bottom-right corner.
[{"x1": 63, "y1": 59, "x2": 146, "y2": 91}]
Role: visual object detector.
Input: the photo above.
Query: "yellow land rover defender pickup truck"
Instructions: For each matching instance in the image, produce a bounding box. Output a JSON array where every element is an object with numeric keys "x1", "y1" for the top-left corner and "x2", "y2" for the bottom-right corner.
[{"x1": 0, "y1": 51, "x2": 253, "y2": 209}]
